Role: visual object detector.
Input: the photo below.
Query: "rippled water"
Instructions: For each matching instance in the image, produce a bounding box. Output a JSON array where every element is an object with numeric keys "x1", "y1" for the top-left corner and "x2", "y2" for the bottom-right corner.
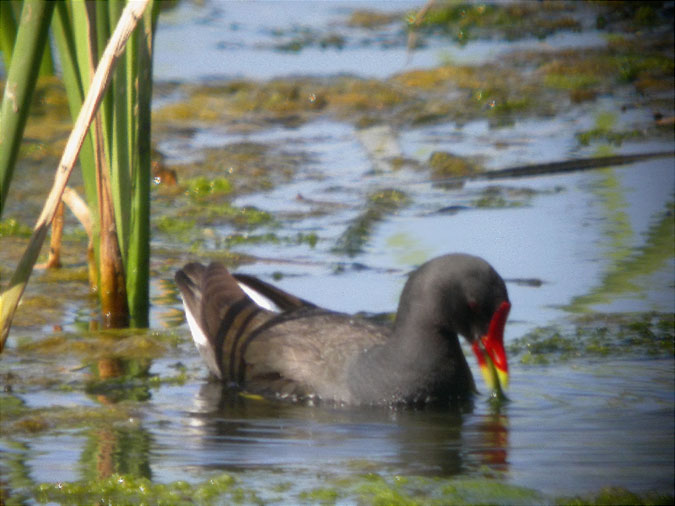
[{"x1": 1, "y1": 0, "x2": 673, "y2": 503}]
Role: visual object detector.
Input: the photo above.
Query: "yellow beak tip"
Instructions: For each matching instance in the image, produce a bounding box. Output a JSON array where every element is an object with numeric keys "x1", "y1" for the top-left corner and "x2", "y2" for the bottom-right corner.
[
  {"x1": 497, "y1": 369, "x2": 509, "y2": 390},
  {"x1": 479, "y1": 363, "x2": 509, "y2": 393}
]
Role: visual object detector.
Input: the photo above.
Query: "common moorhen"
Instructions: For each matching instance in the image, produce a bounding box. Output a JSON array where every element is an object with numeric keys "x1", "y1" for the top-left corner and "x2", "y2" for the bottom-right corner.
[{"x1": 175, "y1": 253, "x2": 511, "y2": 405}]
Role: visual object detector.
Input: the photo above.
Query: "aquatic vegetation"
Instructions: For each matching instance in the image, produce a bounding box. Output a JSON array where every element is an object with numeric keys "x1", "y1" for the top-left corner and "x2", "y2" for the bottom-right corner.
[
  {"x1": 558, "y1": 486, "x2": 674, "y2": 506},
  {"x1": 155, "y1": 79, "x2": 328, "y2": 127},
  {"x1": 15, "y1": 330, "x2": 173, "y2": 361},
  {"x1": 198, "y1": 142, "x2": 306, "y2": 194},
  {"x1": 395, "y1": 65, "x2": 481, "y2": 90},
  {"x1": 222, "y1": 231, "x2": 318, "y2": 249},
  {"x1": 394, "y1": 64, "x2": 544, "y2": 126},
  {"x1": 27, "y1": 471, "x2": 671, "y2": 506},
  {"x1": 328, "y1": 77, "x2": 408, "y2": 115},
  {"x1": 333, "y1": 189, "x2": 409, "y2": 257},
  {"x1": 199, "y1": 203, "x2": 275, "y2": 229},
  {"x1": 409, "y1": 1, "x2": 580, "y2": 43},
  {"x1": 348, "y1": 10, "x2": 399, "y2": 29},
  {"x1": 1, "y1": 397, "x2": 137, "y2": 436},
  {"x1": 33, "y1": 473, "x2": 237, "y2": 506},
  {"x1": 574, "y1": 110, "x2": 644, "y2": 147},
  {"x1": 184, "y1": 176, "x2": 233, "y2": 200},
  {"x1": 473, "y1": 186, "x2": 532, "y2": 209},
  {"x1": 509, "y1": 312, "x2": 674, "y2": 364},
  {"x1": 428, "y1": 151, "x2": 480, "y2": 180},
  {"x1": 0, "y1": 218, "x2": 32, "y2": 238},
  {"x1": 155, "y1": 215, "x2": 196, "y2": 236},
  {"x1": 576, "y1": 127, "x2": 645, "y2": 147},
  {"x1": 535, "y1": 33, "x2": 673, "y2": 107},
  {"x1": 611, "y1": 52, "x2": 675, "y2": 86},
  {"x1": 299, "y1": 486, "x2": 341, "y2": 503},
  {"x1": 595, "y1": 1, "x2": 673, "y2": 32},
  {"x1": 543, "y1": 70, "x2": 601, "y2": 93},
  {"x1": 272, "y1": 28, "x2": 346, "y2": 52}
]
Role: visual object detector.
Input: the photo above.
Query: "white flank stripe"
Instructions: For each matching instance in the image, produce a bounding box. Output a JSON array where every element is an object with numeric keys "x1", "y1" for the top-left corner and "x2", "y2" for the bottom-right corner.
[
  {"x1": 181, "y1": 296, "x2": 222, "y2": 379},
  {"x1": 238, "y1": 282, "x2": 282, "y2": 312}
]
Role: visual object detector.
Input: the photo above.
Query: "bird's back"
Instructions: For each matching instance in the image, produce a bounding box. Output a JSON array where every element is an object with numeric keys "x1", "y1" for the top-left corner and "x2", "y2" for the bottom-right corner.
[
  {"x1": 240, "y1": 309, "x2": 387, "y2": 402},
  {"x1": 175, "y1": 262, "x2": 388, "y2": 403}
]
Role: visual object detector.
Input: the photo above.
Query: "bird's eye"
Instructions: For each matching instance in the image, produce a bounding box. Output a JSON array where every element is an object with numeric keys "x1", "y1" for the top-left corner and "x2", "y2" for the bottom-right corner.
[{"x1": 467, "y1": 300, "x2": 478, "y2": 313}]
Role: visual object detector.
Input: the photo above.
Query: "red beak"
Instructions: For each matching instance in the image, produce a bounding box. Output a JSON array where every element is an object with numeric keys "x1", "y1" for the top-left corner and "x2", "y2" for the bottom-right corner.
[{"x1": 471, "y1": 300, "x2": 511, "y2": 393}]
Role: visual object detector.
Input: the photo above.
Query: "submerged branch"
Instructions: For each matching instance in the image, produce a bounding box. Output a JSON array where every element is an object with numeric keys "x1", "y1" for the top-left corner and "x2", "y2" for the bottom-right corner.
[{"x1": 432, "y1": 150, "x2": 675, "y2": 186}]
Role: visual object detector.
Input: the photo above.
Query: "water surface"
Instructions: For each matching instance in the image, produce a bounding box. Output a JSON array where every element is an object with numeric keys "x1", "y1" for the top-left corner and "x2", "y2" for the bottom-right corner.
[{"x1": 1, "y1": 1, "x2": 673, "y2": 503}]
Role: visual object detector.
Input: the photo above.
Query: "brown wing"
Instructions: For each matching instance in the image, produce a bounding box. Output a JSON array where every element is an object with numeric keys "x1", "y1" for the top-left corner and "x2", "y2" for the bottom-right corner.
[
  {"x1": 175, "y1": 262, "x2": 275, "y2": 381},
  {"x1": 177, "y1": 263, "x2": 388, "y2": 402}
]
